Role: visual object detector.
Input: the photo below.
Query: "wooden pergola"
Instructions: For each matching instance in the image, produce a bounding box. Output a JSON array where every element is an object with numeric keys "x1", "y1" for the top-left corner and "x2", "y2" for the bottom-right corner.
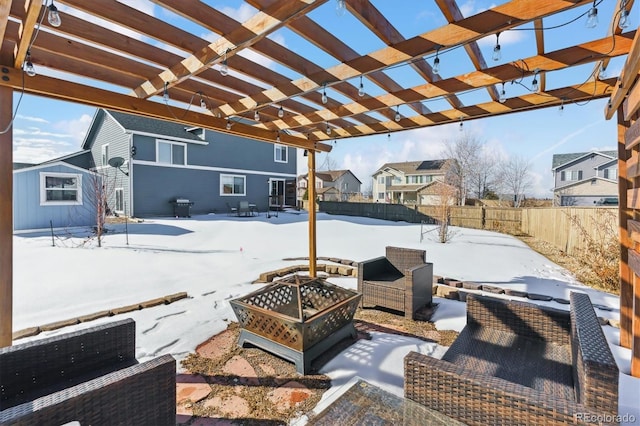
[{"x1": 0, "y1": 0, "x2": 638, "y2": 377}]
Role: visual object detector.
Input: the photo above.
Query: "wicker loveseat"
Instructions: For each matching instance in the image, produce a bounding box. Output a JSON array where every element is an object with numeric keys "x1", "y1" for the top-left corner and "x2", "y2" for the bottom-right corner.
[
  {"x1": 358, "y1": 246, "x2": 433, "y2": 319},
  {"x1": 404, "y1": 292, "x2": 619, "y2": 425},
  {"x1": 0, "y1": 318, "x2": 176, "y2": 426}
]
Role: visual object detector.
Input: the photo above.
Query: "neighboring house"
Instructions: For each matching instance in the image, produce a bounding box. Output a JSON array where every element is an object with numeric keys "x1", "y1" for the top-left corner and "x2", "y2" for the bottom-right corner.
[
  {"x1": 13, "y1": 162, "x2": 99, "y2": 231},
  {"x1": 552, "y1": 151, "x2": 618, "y2": 206},
  {"x1": 297, "y1": 169, "x2": 362, "y2": 202},
  {"x1": 372, "y1": 160, "x2": 450, "y2": 204},
  {"x1": 79, "y1": 109, "x2": 298, "y2": 217}
]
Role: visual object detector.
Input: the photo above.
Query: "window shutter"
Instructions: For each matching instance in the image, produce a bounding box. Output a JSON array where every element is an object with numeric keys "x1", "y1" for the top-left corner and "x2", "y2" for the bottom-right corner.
[{"x1": 578, "y1": 170, "x2": 583, "y2": 180}]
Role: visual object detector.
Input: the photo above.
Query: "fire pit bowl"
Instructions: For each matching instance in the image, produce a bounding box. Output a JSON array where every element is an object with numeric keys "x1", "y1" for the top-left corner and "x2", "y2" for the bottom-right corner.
[{"x1": 230, "y1": 275, "x2": 362, "y2": 374}]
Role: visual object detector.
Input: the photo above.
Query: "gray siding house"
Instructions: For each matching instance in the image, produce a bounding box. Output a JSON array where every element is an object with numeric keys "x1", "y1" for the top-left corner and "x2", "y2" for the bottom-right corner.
[
  {"x1": 82, "y1": 109, "x2": 297, "y2": 217},
  {"x1": 13, "y1": 162, "x2": 99, "y2": 231},
  {"x1": 552, "y1": 151, "x2": 618, "y2": 206}
]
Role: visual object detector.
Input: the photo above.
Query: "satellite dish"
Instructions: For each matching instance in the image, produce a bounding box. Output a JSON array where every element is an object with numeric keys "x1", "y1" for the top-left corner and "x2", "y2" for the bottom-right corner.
[{"x1": 108, "y1": 157, "x2": 125, "y2": 168}]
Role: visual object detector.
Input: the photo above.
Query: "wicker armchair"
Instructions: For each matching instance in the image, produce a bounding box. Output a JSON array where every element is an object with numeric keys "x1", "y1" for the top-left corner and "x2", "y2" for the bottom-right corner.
[
  {"x1": 404, "y1": 292, "x2": 619, "y2": 425},
  {"x1": 0, "y1": 318, "x2": 176, "y2": 426},
  {"x1": 358, "y1": 246, "x2": 433, "y2": 319}
]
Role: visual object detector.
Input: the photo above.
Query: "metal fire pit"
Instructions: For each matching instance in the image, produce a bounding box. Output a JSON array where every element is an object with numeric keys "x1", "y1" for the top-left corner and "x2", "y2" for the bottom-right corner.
[{"x1": 230, "y1": 275, "x2": 362, "y2": 374}]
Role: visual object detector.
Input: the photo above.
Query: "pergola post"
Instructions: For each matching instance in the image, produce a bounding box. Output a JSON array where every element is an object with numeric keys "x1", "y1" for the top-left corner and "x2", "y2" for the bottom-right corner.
[
  {"x1": 307, "y1": 149, "x2": 316, "y2": 278},
  {"x1": 618, "y1": 104, "x2": 640, "y2": 377},
  {"x1": 0, "y1": 85, "x2": 13, "y2": 348}
]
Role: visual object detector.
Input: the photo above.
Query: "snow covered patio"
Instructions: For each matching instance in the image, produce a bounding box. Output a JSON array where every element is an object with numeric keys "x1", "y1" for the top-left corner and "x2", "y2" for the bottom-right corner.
[{"x1": 10, "y1": 212, "x2": 640, "y2": 424}]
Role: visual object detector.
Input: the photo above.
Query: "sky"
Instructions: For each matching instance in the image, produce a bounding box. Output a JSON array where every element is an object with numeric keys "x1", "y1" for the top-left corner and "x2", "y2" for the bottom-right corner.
[
  {"x1": 12, "y1": 211, "x2": 640, "y2": 423},
  {"x1": 10, "y1": 0, "x2": 635, "y2": 198}
]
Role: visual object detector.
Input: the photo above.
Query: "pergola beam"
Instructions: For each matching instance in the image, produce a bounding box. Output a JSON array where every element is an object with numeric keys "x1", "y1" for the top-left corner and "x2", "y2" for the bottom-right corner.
[{"x1": 212, "y1": 0, "x2": 592, "y2": 117}]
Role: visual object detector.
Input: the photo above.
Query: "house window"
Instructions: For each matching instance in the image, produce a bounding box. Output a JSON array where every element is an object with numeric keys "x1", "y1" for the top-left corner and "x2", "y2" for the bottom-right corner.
[
  {"x1": 157, "y1": 140, "x2": 186, "y2": 165},
  {"x1": 392, "y1": 177, "x2": 402, "y2": 185},
  {"x1": 220, "y1": 174, "x2": 246, "y2": 196},
  {"x1": 378, "y1": 176, "x2": 384, "y2": 184},
  {"x1": 378, "y1": 192, "x2": 385, "y2": 199},
  {"x1": 115, "y1": 188, "x2": 124, "y2": 213},
  {"x1": 274, "y1": 144, "x2": 288, "y2": 163},
  {"x1": 604, "y1": 168, "x2": 617, "y2": 180},
  {"x1": 300, "y1": 181, "x2": 307, "y2": 188},
  {"x1": 560, "y1": 170, "x2": 582, "y2": 181},
  {"x1": 40, "y1": 172, "x2": 82, "y2": 205},
  {"x1": 101, "y1": 144, "x2": 109, "y2": 166},
  {"x1": 316, "y1": 181, "x2": 322, "y2": 188}
]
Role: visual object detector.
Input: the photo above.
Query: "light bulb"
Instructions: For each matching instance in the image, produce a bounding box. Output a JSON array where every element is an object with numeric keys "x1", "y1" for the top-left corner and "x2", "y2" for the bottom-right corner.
[
  {"x1": 358, "y1": 76, "x2": 365, "y2": 97},
  {"x1": 336, "y1": 0, "x2": 346, "y2": 16},
  {"x1": 48, "y1": 3, "x2": 61, "y2": 27},
  {"x1": 433, "y1": 56, "x2": 440, "y2": 74},
  {"x1": 276, "y1": 133, "x2": 281, "y2": 142},
  {"x1": 326, "y1": 125, "x2": 331, "y2": 135},
  {"x1": 226, "y1": 120, "x2": 232, "y2": 130},
  {"x1": 254, "y1": 110, "x2": 260, "y2": 121},
  {"x1": 278, "y1": 106, "x2": 284, "y2": 118},
  {"x1": 532, "y1": 77, "x2": 539, "y2": 92},
  {"x1": 200, "y1": 98, "x2": 207, "y2": 109},
  {"x1": 395, "y1": 107, "x2": 401, "y2": 122},
  {"x1": 586, "y1": 7, "x2": 598, "y2": 28},
  {"x1": 559, "y1": 101, "x2": 565, "y2": 115},
  {"x1": 499, "y1": 88, "x2": 506, "y2": 103},
  {"x1": 162, "y1": 83, "x2": 169, "y2": 102},
  {"x1": 220, "y1": 60, "x2": 229, "y2": 76},
  {"x1": 492, "y1": 44, "x2": 501, "y2": 61},
  {"x1": 321, "y1": 90, "x2": 328, "y2": 104},
  {"x1": 619, "y1": 9, "x2": 630, "y2": 29},
  {"x1": 24, "y1": 60, "x2": 36, "y2": 77},
  {"x1": 599, "y1": 64, "x2": 607, "y2": 80}
]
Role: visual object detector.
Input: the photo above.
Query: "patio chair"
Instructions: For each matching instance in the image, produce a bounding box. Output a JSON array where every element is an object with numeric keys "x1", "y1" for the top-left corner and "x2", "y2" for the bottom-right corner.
[
  {"x1": 226, "y1": 202, "x2": 238, "y2": 216},
  {"x1": 0, "y1": 318, "x2": 176, "y2": 426},
  {"x1": 357, "y1": 246, "x2": 433, "y2": 319},
  {"x1": 404, "y1": 292, "x2": 619, "y2": 425},
  {"x1": 238, "y1": 201, "x2": 251, "y2": 216}
]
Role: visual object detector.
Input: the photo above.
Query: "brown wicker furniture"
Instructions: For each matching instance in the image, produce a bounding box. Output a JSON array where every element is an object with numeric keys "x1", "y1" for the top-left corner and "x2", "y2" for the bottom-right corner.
[
  {"x1": 358, "y1": 246, "x2": 433, "y2": 319},
  {"x1": 230, "y1": 275, "x2": 361, "y2": 374},
  {"x1": 404, "y1": 292, "x2": 619, "y2": 425},
  {"x1": 0, "y1": 318, "x2": 176, "y2": 426}
]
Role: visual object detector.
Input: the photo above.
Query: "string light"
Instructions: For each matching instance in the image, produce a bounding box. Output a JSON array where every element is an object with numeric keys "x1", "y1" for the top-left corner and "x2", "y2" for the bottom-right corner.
[
  {"x1": 336, "y1": 0, "x2": 346, "y2": 16},
  {"x1": 326, "y1": 122, "x2": 331, "y2": 135},
  {"x1": 48, "y1": 1, "x2": 62, "y2": 27},
  {"x1": 586, "y1": 1, "x2": 598, "y2": 28},
  {"x1": 395, "y1": 106, "x2": 401, "y2": 122},
  {"x1": 559, "y1": 98, "x2": 565, "y2": 115},
  {"x1": 459, "y1": 116, "x2": 464, "y2": 131},
  {"x1": 321, "y1": 83, "x2": 328, "y2": 104},
  {"x1": 254, "y1": 110, "x2": 260, "y2": 121},
  {"x1": 278, "y1": 106, "x2": 284, "y2": 118},
  {"x1": 220, "y1": 49, "x2": 229, "y2": 76},
  {"x1": 619, "y1": 1, "x2": 630, "y2": 29},
  {"x1": 162, "y1": 81, "x2": 169, "y2": 103},
  {"x1": 499, "y1": 83, "x2": 506, "y2": 103},
  {"x1": 226, "y1": 120, "x2": 232, "y2": 130},
  {"x1": 492, "y1": 32, "x2": 501, "y2": 61},
  {"x1": 23, "y1": 51, "x2": 36, "y2": 77},
  {"x1": 598, "y1": 64, "x2": 607, "y2": 80},
  {"x1": 276, "y1": 131, "x2": 281, "y2": 143},
  {"x1": 199, "y1": 93, "x2": 207, "y2": 109},
  {"x1": 358, "y1": 76, "x2": 365, "y2": 97},
  {"x1": 433, "y1": 48, "x2": 440, "y2": 74},
  {"x1": 531, "y1": 70, "x2": 539, "y2": 92}
]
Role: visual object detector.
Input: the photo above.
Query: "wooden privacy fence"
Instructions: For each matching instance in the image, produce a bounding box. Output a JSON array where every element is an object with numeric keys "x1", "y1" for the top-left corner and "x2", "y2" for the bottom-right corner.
[{"x1": 319, "y1": 202, "x2": 616, "y2": 257}]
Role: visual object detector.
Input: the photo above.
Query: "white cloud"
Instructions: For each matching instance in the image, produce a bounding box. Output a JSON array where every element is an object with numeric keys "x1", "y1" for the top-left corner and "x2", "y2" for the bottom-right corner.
[
  {"x1": 220, "y1": 4, "x2": 258, "y2": 23},
  {"x1": 53, "y1": 114, "x2": 93, "y2": 145},
  {"x1": 16, "y1": 115, "x2": 49, "y2": 124},
  {"x1": 477, "y1": 29, "x2": 524, "y2": 48}
]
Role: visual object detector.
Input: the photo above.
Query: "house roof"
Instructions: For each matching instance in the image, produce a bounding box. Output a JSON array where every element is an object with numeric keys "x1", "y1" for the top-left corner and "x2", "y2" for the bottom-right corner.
[
  {"x1": 300, "y1": 169, "x2": 362, "y2": 184},
  {"x1": 374, "y1": 160, "x2": 448, "y2": 176},
  {"x1": 106, "y1": 110, "x2": 207, "y2": 143},
  {"x1": 551, "y1": 150, "x2": 617, "y2": 169}
]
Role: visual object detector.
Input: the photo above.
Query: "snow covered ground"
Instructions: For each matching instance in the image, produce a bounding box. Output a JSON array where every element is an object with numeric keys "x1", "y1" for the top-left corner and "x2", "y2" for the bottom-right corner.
[{"x1": 12, "y1": 212, "x2": 640, "y2": 423}]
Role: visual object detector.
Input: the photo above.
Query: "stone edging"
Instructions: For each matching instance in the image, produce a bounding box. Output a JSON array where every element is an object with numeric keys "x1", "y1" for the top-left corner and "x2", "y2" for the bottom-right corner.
[
  {"x1": 12, "y1": 292, "x2": 189, "y2": 341},
  {"x1": 255, "y1": 257, "x2": 358, "y2": 283}
]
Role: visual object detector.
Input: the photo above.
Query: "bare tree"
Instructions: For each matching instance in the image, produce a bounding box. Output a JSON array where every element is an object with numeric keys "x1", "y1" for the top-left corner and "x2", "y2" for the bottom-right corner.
[
  {"x1": 469, "y1": 148, "x2": 501, "y2": 199},
  {"x1": 500, "y1": 155, "x2": 533, "y2": 207},
  {"x1": 319, "y1": 154, "x2": 339, "y2": 171},
  {"x1": 441, "y1": 132, "x2": 484, "y2": 205}
]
